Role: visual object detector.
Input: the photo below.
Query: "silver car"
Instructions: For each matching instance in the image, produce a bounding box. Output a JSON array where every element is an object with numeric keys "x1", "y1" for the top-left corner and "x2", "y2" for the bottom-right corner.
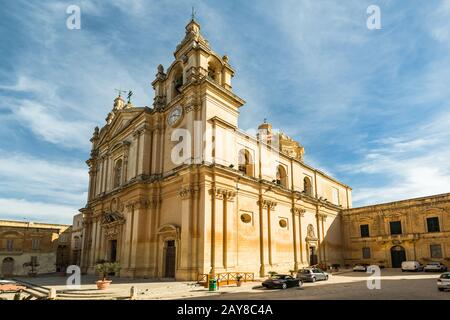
[
  {"x1": 437, "y1": 272, "x2": 450, "y2": 291},
  {"x1": 296, "y1": 268, "x2": 329, "y2": 282},
  {"x1": 424, "y1": 262, "x2": 448, "y2": 272}
]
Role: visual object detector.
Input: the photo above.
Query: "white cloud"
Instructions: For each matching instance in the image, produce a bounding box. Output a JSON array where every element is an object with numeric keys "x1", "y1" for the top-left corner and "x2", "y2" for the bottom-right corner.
[
  {"x1": 340, "y1": 111, "x2": 450, "y2": 206},
  {"x1": 0, "y1": 152, "x2": 88, "y2": 206},
  {"x1": 0, "y1": 198, "x2": 77, "y2": 225},
  {"x1": 13, "y1": 100, "x2": 93, "y2": 149}
]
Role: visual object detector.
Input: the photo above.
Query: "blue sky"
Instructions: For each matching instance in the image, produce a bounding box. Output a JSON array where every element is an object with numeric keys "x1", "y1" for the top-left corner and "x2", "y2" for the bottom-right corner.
[{"x1": 1, "y1": 0, "x2": 450, "y2": 224}]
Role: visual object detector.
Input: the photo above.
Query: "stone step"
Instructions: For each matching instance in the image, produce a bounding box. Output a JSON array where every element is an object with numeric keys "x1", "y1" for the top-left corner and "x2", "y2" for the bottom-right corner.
[
  {"x1": 56, "y1": 295, "x2": 130, "y2": 300},
  {"x1": 57, "y1": 290, "x2": 119, "y2": 296}
]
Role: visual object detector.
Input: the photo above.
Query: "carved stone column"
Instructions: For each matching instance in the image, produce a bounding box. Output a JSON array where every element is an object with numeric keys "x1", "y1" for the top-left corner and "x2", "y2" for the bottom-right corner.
[
  {"x1": 316, "y1": 212, "x2": 328, "y2": 263},
  {"x1": 291, "y1": 207, "x2": 306, "y2": 269},
  {"x1": 257, "y1": 198, "x2": 277, "y2": 276},
  {"x1": 208, "y1": 187, "x2": 224, "y2": 275},
  {"x1": 179, "y1": 185, "x2": 199, "y2": 279}
]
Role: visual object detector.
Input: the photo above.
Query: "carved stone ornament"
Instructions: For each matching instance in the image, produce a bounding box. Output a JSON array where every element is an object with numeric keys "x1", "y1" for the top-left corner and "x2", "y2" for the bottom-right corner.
[
  {"x1": 101, "y1": 211, "x2": 125, "y2": 226},
  {"x1": 210, "y1": 188, "x2": 236, "y2": 201},
  {"x1": 257, "y1": 199, "x2": 277, "y2": 210},
  {"x1": 180, "y1": 186, "x2": 199, "y2": 200},
  {"x1": 306, "y1": 224, "x2": 318, "y2": 241},
  {"x1": 104, "y1": 224, "x2": 122, "y2": 240},
  {"x1": 291, "y1": 207, "x2": 306, "y2": 217},
  {"x1": 316, "y1": 212, "x2": 328, "y2": 221}
]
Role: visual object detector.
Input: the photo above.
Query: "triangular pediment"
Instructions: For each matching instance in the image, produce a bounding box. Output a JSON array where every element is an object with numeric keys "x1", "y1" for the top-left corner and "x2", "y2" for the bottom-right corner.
[
  {"x1": 101, "y1": 211, "x2": 125, "y2": 225},
  {"x1": 97, "y1": 110, "x2": 142, "y2": 145}
]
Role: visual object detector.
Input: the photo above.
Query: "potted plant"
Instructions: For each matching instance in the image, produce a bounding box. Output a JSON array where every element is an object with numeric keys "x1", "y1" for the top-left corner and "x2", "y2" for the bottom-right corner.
[
  {"x1": 236, "y1": 275, "x2": 243, "y2": 287},
  {"x1": 95, "y1": 260, "x2": 121, "y2": 290}
]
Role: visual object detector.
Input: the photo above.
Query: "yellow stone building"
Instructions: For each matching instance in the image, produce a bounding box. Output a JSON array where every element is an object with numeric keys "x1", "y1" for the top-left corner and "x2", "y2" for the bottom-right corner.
[
  {"x1": 0, "y1": 220, "x2": 71, "y2": 276},
  {"x1": 79, "y1": 18, "x2": 353, "y2": 280},
  {"x1": 343, "y1": 193, "x2": 450, "y2": 268}
]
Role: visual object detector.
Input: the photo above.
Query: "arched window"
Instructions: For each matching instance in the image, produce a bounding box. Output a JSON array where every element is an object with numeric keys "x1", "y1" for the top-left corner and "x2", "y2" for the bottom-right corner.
[
  {"x1": 276, "y1": 165, "x2": 287, "y2": 187},
  {"x1": 207, "y1": 59, "x2": 221, "y2": 84},
  {"x1": 171, "y1": 65, "x2": 184, "y2": 98},
  {"x1": 174, "y1": 73, "x2": 183, "y2": 94},
  {"x1": 114, "y1": 159, "x2": 123, "y2": 188},
  {"x1": 304, "y1": 177, "x2": 312, "y2": 196},
  {"x1": 208, "y1": 65, "x2": 217, "y2": 81},
  {"x1": 238, "y1": 149, "x2": 254, "y2": 177}
]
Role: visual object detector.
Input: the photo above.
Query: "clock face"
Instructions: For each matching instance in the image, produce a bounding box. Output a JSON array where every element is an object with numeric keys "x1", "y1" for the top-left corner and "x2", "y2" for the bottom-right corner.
[{"x1": 167, "y1": 105, "x2": 183, "y2": 126}]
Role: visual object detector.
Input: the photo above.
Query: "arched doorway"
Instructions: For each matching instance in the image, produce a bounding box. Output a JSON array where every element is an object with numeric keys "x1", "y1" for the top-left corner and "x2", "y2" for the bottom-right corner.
[
  {"x1": 1, "y1": 257, "x2": 15, "y2": 276},
  {"x1": 390, "y1": 246, "x2": 406, "y2": 268}
]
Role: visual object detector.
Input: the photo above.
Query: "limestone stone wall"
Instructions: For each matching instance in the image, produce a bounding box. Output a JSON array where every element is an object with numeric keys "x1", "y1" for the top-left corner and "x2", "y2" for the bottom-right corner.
[{"x1": 342, "y1": 193, "x2": 450, "y2": 267}]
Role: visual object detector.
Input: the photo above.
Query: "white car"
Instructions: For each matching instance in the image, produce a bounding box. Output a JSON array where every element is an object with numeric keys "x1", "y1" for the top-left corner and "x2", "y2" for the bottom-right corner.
[
  {"x1": 424, "y1": 262, "x2": 448, "y2": 272},
  {"x1": 401, "y1": 261, "x2": 423, "y2": 272},
  {"x1": 437, "y1": 272, "x2": 450, "y2": 291},
  {"x1": 353, "y1": 264, "x2": 369, "y2": 272}
]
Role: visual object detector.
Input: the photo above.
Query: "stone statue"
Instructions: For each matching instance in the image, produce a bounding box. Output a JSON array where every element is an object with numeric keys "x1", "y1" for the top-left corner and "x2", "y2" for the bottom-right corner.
[{"x1": 307, "y1": 224, "x2": 316, "y2": 239}]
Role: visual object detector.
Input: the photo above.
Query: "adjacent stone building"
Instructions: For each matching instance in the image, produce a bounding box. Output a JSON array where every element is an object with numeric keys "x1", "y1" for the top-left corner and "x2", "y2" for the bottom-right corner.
[
  {"x1": 70, "y1": 213, "x2": 84, "y2": 266},
  {"x1": 79, "y1": 18, "x2": 353, "y2": 280},
  {"x1": 343, "y1": 193, "x2": 450, "y2": 268},
  {"x1": 0, "y1": 220, "x2": 70, "y2": 276}
]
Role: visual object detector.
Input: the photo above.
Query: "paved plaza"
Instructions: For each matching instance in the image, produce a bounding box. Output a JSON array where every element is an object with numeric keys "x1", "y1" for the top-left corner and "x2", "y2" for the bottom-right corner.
[{"x1": 3, "y1": 268, "x2": 448, "y2": 300}]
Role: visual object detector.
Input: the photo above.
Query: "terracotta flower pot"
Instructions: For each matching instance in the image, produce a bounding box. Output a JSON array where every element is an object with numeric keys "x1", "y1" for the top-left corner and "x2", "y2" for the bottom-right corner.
[
  {"x1": 96, "y1": 280, "x2": 112, "y2": 290},
  {"x1": 236, "y1": 280, "x2": 242, "y2": 287}
]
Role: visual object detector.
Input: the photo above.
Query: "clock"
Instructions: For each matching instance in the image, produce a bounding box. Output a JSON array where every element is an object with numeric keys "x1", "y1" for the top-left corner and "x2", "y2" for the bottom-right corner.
[{"x1": 167, "y1": 105, "x2": 183, "y2": 127}]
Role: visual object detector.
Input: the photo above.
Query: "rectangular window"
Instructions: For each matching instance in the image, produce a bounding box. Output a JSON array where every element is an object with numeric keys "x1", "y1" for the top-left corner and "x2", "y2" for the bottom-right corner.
[
  {"x1": 427, "y1": 217, "x2": 440, "y2": 233},
  {"x1": 390, "y1": 221, "x2": 402, "y2": 235},
  {"x1": 362, "y1": 247, "x2": 371, "y2": 259},
  {"x1": 32, "y1": 239, "x2": 40, "y2": 250},
  {"x1": 332, "y1": 188, "x2": 340, "y2": 205},
  {"x1": 31, "y1": 256, "x2": 38, "y2": 265},
  {"x1": 430, "y1": 244, "x2": 443, "y2": 258},
  {"x1": 360, "y1": 224, "x2": 370, "y2": 238},
  {"x1": 6, "y1": 239, "x2": 14, "y2": 251}
]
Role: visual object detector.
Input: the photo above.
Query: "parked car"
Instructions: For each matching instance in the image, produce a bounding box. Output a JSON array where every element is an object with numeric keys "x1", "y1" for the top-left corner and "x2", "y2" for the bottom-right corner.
[
  {"x1": 401, "y1": 261, "x2": 423, "y2": 272},
  {"x1": 353, "y1": 264, "x2": 370, "y2": 272},
  {"x1": 296, "y1": 268, "x2": 328, "y2": 282},
  {"x1": 424, "y1": 262, "x2": 448, "y2": 272},
  {"x1": 262, "y1": 274, "x2": 302, "y2": 289},
  {"x1": 437, "y1": 272, "x2": 450, "y2": 291}
]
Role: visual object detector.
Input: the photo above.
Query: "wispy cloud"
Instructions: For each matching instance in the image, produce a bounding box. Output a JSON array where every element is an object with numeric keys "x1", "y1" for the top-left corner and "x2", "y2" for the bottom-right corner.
[
  {"x1": 0, "y1": 151, "x2": 87, "y2": 207},
  {"x1": 339, "y1": 111, "x2": 450, "y2": 205}
]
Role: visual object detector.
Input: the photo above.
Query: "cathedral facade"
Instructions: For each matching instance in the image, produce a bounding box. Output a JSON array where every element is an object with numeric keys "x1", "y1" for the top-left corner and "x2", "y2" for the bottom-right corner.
[{"x1": 79, "y1": 19, "x2": 352, "y2": 280}]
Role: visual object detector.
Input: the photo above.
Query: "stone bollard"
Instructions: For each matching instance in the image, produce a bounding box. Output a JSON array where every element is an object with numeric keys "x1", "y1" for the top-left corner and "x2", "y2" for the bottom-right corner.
[
  {"x1": 130, "y1": 286, "x2": 137, "y2": 300},
  {"x1": 48, "y1": 288, "x2": 57, "y2": 300}
]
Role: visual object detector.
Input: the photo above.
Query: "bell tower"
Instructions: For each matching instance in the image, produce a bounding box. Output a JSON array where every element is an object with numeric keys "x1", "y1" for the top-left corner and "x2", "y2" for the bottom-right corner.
[{"x1": 150, "y1": 16, "x2": 245, "y2": 171}]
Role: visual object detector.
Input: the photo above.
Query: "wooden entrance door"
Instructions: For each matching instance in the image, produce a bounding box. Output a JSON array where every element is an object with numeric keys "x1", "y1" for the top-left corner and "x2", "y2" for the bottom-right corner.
[
  {"x1": 1, "y1": 257, "x2": 14, "y2": 276},
  {"x1": 309, "y1": 246, "x2": 318, "y2": 266},
  {"x1": 391, "y1": 246, "x2": 406, "y2": 268},
  {"x1": 110, "y1": 240, "x2": 117, "y2": 262},
  {"x1": 164, "y1": 240, "x2": 176, "y2": 278}
]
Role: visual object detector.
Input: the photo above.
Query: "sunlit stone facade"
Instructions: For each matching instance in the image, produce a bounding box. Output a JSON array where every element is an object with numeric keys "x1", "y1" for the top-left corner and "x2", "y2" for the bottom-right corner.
[{"x1": 79, "y1": 19, "x2": 352, "y2": 280}]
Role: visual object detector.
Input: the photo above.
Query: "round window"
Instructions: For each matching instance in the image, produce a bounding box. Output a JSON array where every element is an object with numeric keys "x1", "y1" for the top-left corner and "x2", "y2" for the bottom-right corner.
[
  {"x1": 240, "y1": 213, "x2": 252, "y2": 223},
  {"x1": 279, "y1": 219, "x2": 288, "y2": 228}
]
